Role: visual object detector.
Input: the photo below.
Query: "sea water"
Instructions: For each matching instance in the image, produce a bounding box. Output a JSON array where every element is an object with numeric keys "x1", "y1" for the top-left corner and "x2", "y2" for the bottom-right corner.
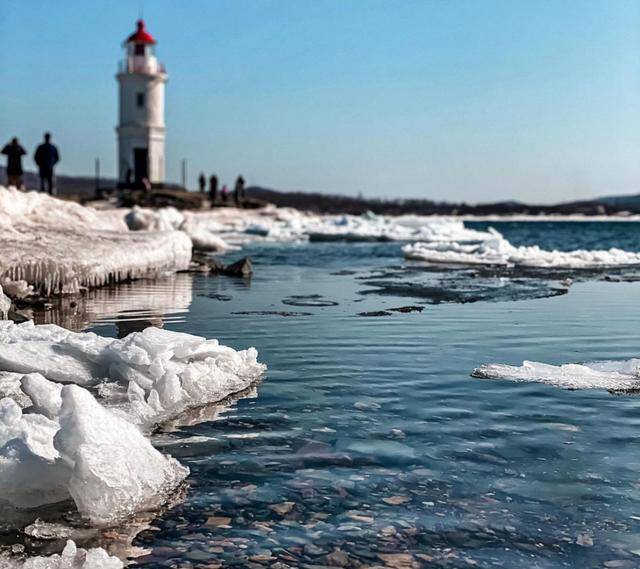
[{"x1": 27, "y1": 222, "x2": 640, "y2": 567}]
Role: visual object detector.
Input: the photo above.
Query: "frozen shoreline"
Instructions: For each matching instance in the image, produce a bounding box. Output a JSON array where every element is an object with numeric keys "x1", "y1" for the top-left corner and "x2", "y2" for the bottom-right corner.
[{"x1": 0, "y1": 320, "x2": 266, "y2": 565}]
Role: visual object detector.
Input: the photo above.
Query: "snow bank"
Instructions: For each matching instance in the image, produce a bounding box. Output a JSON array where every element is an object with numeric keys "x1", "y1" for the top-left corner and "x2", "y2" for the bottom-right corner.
[
  {"x1": 404, "y1": 228, "x2": 640, "y2": 269},
  {"x1": 0, "y1": 540, "x2": 123, "y2": 569},
  {"x1": 472, "y1": 359, "x2": 640, "y2": 391},
  {"x1": 0, "y1": 187, "x2": 192, "y2": 295},
  {"x1": 125, "y1": 206, "x2": 233, "y2": 252}
]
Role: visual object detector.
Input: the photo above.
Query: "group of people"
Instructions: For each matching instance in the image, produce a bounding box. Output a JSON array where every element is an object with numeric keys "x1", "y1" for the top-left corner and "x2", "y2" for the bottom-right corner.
[
  {"x1": 198, "y1": 173, "x2": 246, "y2": 206},
  {"x1": 2, "y1": 133, "x2": 60, "y2": 194}
]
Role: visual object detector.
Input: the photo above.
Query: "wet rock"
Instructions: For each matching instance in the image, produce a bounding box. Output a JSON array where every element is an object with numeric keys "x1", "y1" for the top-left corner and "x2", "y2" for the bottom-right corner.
[
  {"x1": 223, "y1": 257, "x2": 253, "y2": 277},
  {"x1": 382, "y1": 496, "x2": 410, "y2": 505},
  {"x1": 324, "y1": 548, "x2": 350, "y2": 566},
  {"x1": 269, "y1": 502, "x2": 295, "y2": 516},
  {"x1": 304, "y1": 544, "x2": 327, "y2": 556},
  {"x1": 205, "y1": 516, "x2": 232, "y2": 527},
  {"x1": 576, "y1": 533, "x2": 594, "y2": 547}
]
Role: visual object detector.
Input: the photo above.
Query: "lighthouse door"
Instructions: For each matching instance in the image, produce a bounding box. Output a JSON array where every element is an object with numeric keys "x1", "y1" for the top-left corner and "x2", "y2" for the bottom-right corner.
[{"x1": 134, "y1": 148, "x2": 149, "y2": 184}]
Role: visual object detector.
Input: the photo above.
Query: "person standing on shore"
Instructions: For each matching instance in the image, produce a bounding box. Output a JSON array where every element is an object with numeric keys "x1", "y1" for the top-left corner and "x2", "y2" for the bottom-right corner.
[
  {"x1": 1, "y1": 138, "x2": 27, "y2": 189},
  {"x1": 234, "y1": 175, "x2": 245, "y2": 206},
  {"x1": 34, "y1": 132, "x2": 60, "y2": 195},
  {"x1": 209, "y1": 174, "x2": 218, "y2": 203},
  {"x1": 221, "y1": 184, "x2": 229, "y2": 202},
  {"x1": 198, "y1": 172, "x2": 206, "y2": 193}
]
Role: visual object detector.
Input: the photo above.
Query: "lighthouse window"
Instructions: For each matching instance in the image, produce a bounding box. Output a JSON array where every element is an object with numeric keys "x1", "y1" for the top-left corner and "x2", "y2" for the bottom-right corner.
[
  {"x1": 134, "y1": 43, "x2": 146, "y2": 56},
  {"x1": 136, "y1": 92, "x2": 145, "y2": 108}
]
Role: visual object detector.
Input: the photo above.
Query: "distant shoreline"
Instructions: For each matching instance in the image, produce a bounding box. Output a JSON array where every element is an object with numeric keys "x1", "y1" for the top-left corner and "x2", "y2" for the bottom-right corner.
[{"x1": 3, "y1": 166, "x2": 640, "y2": 217}]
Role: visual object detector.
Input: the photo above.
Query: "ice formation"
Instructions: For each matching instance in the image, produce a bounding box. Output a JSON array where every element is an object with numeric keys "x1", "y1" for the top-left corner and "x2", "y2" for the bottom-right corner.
[
  {"x1": 404, "y1": 228, "x2": 640, "y2": 269},
  {"x1": 0, "y1": 319, "x2": 265, "y2": 567},
  {"x1": 472, "y1": 359, "x2": 640, "y2": 391},
  {"x1": 125, "y1": 206, "x2": 232, "y2": 252},
  {"x1": 0, "y1": 320, "x2": 265, "y2": 426},
  {"x1": 0, "y1": 286, "x2": 10, "y2": 318},
  {"x1": 0, "y1": 187, "x2": 192, "y2": 295},
  {"x1": 0, "y1": 540, "x2": 123, "y2": 569}
]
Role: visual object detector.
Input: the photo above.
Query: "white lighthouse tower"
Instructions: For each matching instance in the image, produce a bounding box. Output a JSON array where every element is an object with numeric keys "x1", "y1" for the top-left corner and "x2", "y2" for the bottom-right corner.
[{"x1": 116, "y1": 20, "x2": 167, "y2": 187}]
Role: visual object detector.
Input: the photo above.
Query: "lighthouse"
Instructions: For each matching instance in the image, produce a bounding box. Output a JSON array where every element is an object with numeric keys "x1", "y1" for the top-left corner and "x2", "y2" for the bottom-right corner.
[{"x1": 116, "y1": 20, "x2": 167, "y2": 187}]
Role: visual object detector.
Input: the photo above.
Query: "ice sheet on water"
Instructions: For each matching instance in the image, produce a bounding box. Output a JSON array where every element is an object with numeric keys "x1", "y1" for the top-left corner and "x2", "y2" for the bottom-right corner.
[
  {"x1": 0, "y1": 540, "x2": 123, "y2": 569},
  {"x1": 472, "y1": 359, "x2": 640, "y2": 391},
  {"x1": 404, "y1": 228, "x2": 640, "y2": 269}
]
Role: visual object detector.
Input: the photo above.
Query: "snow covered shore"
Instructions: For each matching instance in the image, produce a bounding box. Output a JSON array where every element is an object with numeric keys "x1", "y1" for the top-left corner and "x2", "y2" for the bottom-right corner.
[
  {"x1": 0, "y1": 320, "x2": 265, "y2": 564},
  {"x1": 0, "y1": 187, "x2": 192, "y2": 295}
]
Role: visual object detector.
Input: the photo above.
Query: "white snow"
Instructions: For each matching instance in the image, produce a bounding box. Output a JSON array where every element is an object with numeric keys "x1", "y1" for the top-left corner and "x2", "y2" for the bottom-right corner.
[
  {"x1": 404, "y1": 228, "x2": 640, "y2": 268},
  {"x1": 168, "y1": 207, "x2": 493, "y2": 245},
  {"x1": 472, "y1": 359, "x2": 640, "y2": 391},
  {"x1": 0, "y1": 540, "x2": 123, "y2": 569},
  {"x1": 0, "y1": 187, "x2": 192, "y2": 295}
]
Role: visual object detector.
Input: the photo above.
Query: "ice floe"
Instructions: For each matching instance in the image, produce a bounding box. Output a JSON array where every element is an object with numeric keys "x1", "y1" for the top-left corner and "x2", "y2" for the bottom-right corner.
[
  {"x1": 0, "y1": 540, "x2": 123, "y2": 569},
  {"x1": 0, "y1": 320, "x2": 266, "y2": 565},
  {"x1": 404, "y1": 228, "x2": 640, "y2": 269},
  {"x1": 472, "y1": 359, "x2": 640, "y2": 391}
]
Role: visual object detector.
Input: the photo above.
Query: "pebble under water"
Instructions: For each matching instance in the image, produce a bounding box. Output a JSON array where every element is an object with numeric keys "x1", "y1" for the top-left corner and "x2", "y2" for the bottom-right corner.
[{"x1": 34, "y1": 222, "x2": 640, "y2": 567}]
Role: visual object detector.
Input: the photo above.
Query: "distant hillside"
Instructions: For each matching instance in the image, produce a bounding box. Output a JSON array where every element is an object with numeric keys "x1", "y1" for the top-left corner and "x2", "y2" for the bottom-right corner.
[
  {"x1": 246, "y1": 186, "x2": 638, "y2": 216},
  {"x1": 1, "y1": 167, "x2": 638, "y2": 215}
]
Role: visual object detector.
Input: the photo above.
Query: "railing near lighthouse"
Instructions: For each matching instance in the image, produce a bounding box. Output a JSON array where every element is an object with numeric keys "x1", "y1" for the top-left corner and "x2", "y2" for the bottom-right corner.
[{"x1": 118, "y1": 57, "x2": 166, "y2": 75}]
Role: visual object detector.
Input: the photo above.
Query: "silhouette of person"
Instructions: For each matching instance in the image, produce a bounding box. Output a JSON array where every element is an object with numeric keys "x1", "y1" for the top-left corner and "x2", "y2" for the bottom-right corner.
[
  {"x1": 234, "y1": 175, "x2": 245, "y2": 205},
  {"x1": 209, "y1": 174, "x2": 218, "y2": 204},
  {"x1": 198, "y1": 172, "x2": 206, "y2": 194},
  {"x1": 34, "y1": 132, "x2": 60, "y2": 195},
  {"x1": 2, "y1": 137, "x2": 27, "y2": 189},
  {"x1": 221, "y1": 184, "x2": 229, "y2": 202},
  {"x1": 125, "y1": 167, "x2": 133, "y2": 187}
]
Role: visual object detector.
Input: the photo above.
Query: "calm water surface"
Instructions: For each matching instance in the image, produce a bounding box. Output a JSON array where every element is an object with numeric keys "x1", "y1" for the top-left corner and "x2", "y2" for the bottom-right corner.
[{"x1": 67, "y1": 222, "x2": 640, "y2": 567}]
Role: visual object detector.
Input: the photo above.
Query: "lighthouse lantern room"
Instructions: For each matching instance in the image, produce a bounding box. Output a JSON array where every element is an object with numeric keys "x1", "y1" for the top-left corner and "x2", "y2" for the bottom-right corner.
[{"x1": 116, "y1": 20, "x2": 167, "y2": 187}]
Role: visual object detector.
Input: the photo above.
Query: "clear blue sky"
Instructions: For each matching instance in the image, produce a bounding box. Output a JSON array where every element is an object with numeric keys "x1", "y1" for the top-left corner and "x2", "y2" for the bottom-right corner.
[{"x1": 1, "y1": 0, "x2": 639, "y2": 203}]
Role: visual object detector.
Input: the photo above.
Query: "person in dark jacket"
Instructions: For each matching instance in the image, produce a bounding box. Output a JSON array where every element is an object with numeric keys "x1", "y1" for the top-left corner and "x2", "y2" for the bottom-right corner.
[
  {"x1": 234, "y1": 175, "x2": 245, "y2": 206},
  {"x1": 1, "y1": 138, "x2": 27, "y2": 188},
  {"x1": 198, "y1": 172, "x2": 206, "y2": 194},
  {"x1": 209, "y1": 174, "x2": 218, "y2": 204},
  {"x1": 34, "y1": 132, "x2": 60, "y2": 195}
]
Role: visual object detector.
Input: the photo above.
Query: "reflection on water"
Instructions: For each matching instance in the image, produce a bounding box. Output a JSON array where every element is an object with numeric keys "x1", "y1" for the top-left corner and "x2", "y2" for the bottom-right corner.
[
  {"x1": 21, "y1": 223, "x2": 640, "y2": 568},
  {"x1": 33, "y1": 273, "x2": 194, "y2": 332}
]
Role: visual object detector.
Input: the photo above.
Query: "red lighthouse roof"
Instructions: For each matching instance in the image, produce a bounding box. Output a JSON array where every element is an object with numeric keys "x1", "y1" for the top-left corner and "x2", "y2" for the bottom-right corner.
[{"x1": 126, "y1": 19, "x2": 156, "y2": 44}]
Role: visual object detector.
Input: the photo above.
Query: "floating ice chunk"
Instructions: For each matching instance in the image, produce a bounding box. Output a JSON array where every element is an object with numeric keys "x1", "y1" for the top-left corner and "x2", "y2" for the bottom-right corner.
[
  {"x1": 472, "y1": 359, "x2": 640, "y2": 391},
  {"x1": 0, "y1": 540, "x2": 123, "y2": 569},
  {"x1": 0, "y1": 321, "x2": 266, "y2": 427},
  {"x1": 0, "y1": 378, "x2": 188, "y2": 523},
  {"x1": 55, "y1": 384, "x2": 188, "y2": 525},
  {"x1": 404, "y1": 228, "x2": 640, "y2": 269}
]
